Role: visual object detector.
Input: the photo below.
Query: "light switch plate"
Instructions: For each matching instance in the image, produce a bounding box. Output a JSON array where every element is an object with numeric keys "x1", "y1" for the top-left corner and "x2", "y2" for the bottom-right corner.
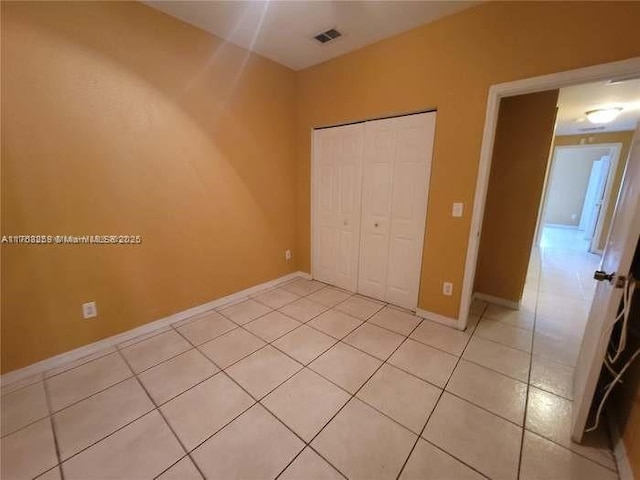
[{"x1": 452, "y1": 202, "x2": 463, "y2": 217}]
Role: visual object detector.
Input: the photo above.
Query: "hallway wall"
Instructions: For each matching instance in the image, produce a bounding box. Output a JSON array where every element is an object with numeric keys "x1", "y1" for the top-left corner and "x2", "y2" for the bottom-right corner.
[{"x1": 474, "y1": 91, "x2": 559, "y2": 304}]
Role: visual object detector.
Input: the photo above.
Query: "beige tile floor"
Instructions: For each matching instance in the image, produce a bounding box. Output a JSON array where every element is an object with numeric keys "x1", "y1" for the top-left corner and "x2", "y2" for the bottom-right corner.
[{"x1": 0, "y1": 226, "x2": 619, "y2": 479}]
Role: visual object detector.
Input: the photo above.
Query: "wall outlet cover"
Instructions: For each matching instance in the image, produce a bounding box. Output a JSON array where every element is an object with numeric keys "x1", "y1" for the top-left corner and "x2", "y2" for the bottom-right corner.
[{"x1": 82, "y1": 302, "x2": 97, "y2": 319}]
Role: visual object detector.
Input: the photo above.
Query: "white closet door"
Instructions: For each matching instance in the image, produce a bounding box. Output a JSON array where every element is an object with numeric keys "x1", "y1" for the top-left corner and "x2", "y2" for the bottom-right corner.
[
  {"x1": 312, "y1": 123, "x2": 364, "y2": 291},
  {"x1": 358, "y1": 112, "x2": 436, "y2": 309},
  {"x1": 358, "y1": 117, "x2": 396, "y2": 300},
  {"x1": 385, "y1": 113, "x2": 435, "y2": 308}
]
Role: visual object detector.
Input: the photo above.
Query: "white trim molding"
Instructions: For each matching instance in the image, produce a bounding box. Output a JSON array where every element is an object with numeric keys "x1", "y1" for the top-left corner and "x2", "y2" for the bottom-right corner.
[
  {"x1": 474, "y1": 293, "x2": 521, "y2": 311},
  {"x1": 415, "y1": 308, "x2": 459, "y2": 330},
  {"x1": 543, "y1": 224, "x2": 580, "y2": 229},
  {"x1": 607, "y1": 409, "x2": 635, "y2": 480},
  {"x1": 1, "y1": 271, "x2": 311, "y2": 387},
  {"x1": 459, "y1": 56, "x2": 640, "y2": 331}
]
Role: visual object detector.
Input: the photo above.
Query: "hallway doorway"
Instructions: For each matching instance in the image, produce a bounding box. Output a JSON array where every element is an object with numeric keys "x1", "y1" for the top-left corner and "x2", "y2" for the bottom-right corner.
[{"x1": 537, "y1": 144, "x2": 621, "y2": 254}]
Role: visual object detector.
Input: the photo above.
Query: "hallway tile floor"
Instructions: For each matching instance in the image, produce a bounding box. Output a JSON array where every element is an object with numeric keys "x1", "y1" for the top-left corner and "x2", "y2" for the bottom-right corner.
[{"x1": 1, "y1": 227, "x2": 618, "y2": 479}]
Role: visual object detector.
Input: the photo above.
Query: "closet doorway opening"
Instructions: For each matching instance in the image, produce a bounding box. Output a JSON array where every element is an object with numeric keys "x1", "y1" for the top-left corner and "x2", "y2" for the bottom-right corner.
[{"x1": 311, "y1": 111, "x2": 437, "y2": 311}]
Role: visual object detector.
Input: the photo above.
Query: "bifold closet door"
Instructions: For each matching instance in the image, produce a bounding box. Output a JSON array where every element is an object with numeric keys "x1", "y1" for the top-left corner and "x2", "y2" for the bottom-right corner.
[
  {"x1": 358, "y1": 112, "x2": 436, "y2": 309},
  {"x1": 312, "y1": 123, "x2": 364, "y2": 291}
]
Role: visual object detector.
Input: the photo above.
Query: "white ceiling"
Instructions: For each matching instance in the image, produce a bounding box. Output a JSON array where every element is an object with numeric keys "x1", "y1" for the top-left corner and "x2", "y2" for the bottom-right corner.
[
  {"x1": 556, "y1": 79, "x2": 640, "y2": 136},
  {"x1": 143, "y1": 1, "x2": 476, "y2": 70}
]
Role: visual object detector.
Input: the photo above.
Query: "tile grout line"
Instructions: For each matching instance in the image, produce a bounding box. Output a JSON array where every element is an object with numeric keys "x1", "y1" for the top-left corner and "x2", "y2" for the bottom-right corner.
[
  {"x1": 37, "y1": 305, "x2": 448, "y2": 479},
  {"x1": 0, "y1": 374, "x2": 44, "y2": 398},
  {"x1": 271, "y1": 303, "x2": 419, "y2": 480},
  {"x1": 473, "y1": 322, "x2": 535, "y2": 355},
  {"x1": 2, "y1": 281, "x2": 355, "y2": 478},
  {"x1": 46, "y1": 405, "x2": 158, "y2": 471},
  {"x1": 6, "y1": 294, "x2": 461, "y2": 460},
  {"x1": 395, "y1": 304, "x2": 488, "y2": 480},
  {"x1": 0, "y1": 373, "x2": 136, "y2": 440},
  {"x1": 480, "y1": 316, "x2": 613, "y2": 471},
  {"x1": 166, "y1": 322, "x2": 337, "y2": 478},
  {"x1": 517, "y1": 249, "x2": 542, "y2": 480},
  {"x1": 12, "y1": 293, "x2": 608, "y2": 477},
  {"x1": 44, "y1": 314, "x2": 318, "y2": 474},
  {"x1": 515, "y1": 250, "x2": 618, "y2": 476},
  {"x1": 153, "y1": 315, "x2": 317, "y2": 478},
  {"x1": 11, "y1": 279, "x2": 576, "y2": 479},
  {"x1": 113, "y1": 345, "x2": 210, "y2": 480},
  {"x1": 42, "y1": 376, "x2": 66, "y2": 480}
]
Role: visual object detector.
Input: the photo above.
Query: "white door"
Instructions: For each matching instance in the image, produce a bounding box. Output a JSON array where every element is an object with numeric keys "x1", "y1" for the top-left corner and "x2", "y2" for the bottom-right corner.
[
  {"x1": 358, "y1": 112, "x2": 436, "y2": 309},
  {"x1": 358, "y1": 117, "x2": 396, "y2": 300},
  {"x1": 580, "y1": 155, "x2": 611, "y2": 241},
  {"x1": 572, "y1": 125, "x2": 640, "y2": 441},
  {"x1": 312, "y1": 123, "x2": 364, "y2": 291}
]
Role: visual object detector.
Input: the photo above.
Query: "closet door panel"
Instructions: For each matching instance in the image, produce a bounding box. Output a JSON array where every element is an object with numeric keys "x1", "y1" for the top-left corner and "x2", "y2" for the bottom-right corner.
[
  {"x1": 335, "y1": 127, "x2": 364, "y2": 291},
  {"x1": 312, "y1": 124, "x2": 364, "y2": 291},
  {"x1": 385, "y1": 113, "x2": 435, "y2": 309},
  {"x1": 358, "y1": 118, "x2": 396, "y2": 299},
  {"x1": 313, "y1": 131, "x2": 339, "y2": 284}
]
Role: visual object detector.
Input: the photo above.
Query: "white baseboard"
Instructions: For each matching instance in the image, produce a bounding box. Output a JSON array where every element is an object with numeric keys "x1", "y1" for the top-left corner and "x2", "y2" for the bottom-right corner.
[
  {"x1": 544, "y1": 223, "x2": 580, "y2": 229},
  {"x1": 474, "y1": 292, "x2": 521, "y2": 310},
  {"x1": 415, "y1": 308, "x2": 459, "y2": 330},
  {"x1": 1, "y1": 271, "x2": 311, "y2": 386},
  {"x1": 607, "y1": 408, "x2": 635, "y2": 480}
]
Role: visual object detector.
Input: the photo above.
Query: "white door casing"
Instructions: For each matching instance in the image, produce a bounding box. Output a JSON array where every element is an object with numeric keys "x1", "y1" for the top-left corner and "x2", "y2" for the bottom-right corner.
[
  {"x1": 358, "y1": 112, "x2": 436, "y2": 309},
  {"x1": 312, "y1": 123, "x2": 364, "y2": 291},
  {"x1": 572, "y1": 124, "x2": 640, "y2": 441}
]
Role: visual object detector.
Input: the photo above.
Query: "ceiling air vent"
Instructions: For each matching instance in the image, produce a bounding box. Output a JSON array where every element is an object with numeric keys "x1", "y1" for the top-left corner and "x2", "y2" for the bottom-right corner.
[{"x1": 314, "y1": 28, "x2": 342, "y2": 44}]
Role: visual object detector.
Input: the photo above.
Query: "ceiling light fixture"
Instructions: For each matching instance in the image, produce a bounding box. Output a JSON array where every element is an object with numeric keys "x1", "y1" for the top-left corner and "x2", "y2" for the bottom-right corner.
[{"x1": 585, "y1": 107, "x2": 623, "y2": 124}]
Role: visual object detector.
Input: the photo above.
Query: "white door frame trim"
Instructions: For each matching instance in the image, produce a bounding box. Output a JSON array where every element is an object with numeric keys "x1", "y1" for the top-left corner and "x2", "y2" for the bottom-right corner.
[{"x1": 459, "y1": 56, "x2": 640, "y2": 330}]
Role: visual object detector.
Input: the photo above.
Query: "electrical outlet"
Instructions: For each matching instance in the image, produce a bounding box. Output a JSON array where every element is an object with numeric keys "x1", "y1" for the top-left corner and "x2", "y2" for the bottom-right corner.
[
  {"x1": 285, "y1": 249, "x2": 292, "y2": 261},
  {"x1": 82, "y1": 301, "x2": 97, "y2": 319},
  {"x1": 442, "y1": 282, "x2": 453, "y2": 296}
]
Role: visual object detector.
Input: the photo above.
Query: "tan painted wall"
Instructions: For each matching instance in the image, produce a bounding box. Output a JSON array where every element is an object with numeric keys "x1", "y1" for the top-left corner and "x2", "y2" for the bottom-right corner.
[
  {"x1": 1, "y1": 2, "x2": 298, "y2": 372},
  {"x1": 474, "y1": 91, "x2": 559, "y2": 303},
  {"x1": 552, "y1": 131, "x2": 635, "y2": 251},
  {"x1": 296, "y1": 1, "x2": 640, "y2": 319},
  {"x1": 544, "y1": 146, "x2": 611, "y2": 226},
  {"x1": 3, "y1": 2, "x2": 640, "y2": 373}
]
